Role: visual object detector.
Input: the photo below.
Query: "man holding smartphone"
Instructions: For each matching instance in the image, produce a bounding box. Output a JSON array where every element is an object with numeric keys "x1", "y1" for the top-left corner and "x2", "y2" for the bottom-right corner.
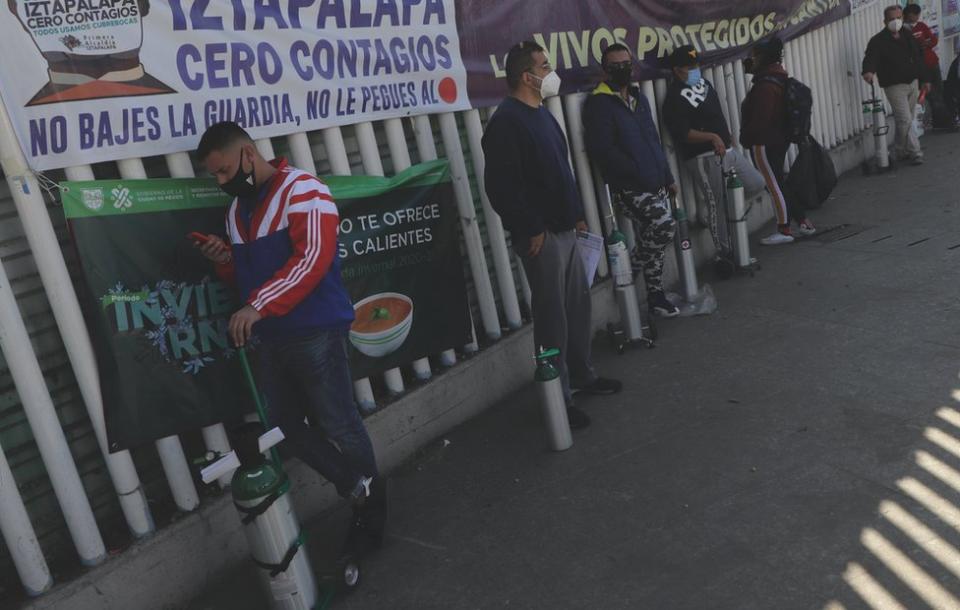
[{"x1": 193, "y1": 121, "x2": 386, "y2": 555}]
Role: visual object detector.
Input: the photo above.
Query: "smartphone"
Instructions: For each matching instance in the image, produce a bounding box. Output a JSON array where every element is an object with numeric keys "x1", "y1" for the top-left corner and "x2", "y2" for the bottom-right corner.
[{"x1": 187, "y1": 232, "x2": 211, "y2": 244}]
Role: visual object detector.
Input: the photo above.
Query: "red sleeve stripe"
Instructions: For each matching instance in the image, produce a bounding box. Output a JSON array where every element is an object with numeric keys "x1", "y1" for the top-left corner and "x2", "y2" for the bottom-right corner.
[
  {"x1": 287, "y1": 198, "x2": 338, "y2": 216},
  {"x1": 289, "y1": 190, "x2": 334, "y2": 205},
  {"x1": 251, "y1": 208, "x2": 322, "y2": 311}
]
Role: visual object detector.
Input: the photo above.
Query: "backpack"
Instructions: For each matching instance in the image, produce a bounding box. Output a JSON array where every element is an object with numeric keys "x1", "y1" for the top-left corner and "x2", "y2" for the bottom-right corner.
[{"x1": 760, "y1": 75, "x2": 813, "y2": 143}]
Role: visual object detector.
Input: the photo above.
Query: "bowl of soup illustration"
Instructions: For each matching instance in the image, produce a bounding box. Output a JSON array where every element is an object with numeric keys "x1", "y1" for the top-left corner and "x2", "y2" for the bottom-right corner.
[{"x1": 349, "y1": 293, "x2": 414, "y2": 357}]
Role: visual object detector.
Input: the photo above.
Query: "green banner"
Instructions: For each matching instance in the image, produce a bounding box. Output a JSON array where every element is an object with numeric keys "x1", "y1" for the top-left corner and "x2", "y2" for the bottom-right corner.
[{"x1": 62, "y1": 160, "x2": 470, "y2": 450}]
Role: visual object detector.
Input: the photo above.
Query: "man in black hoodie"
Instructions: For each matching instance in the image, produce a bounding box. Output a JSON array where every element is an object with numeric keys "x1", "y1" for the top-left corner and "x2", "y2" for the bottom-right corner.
[
  {"x1": 582, "y1": 43, "x2": 679, "y2": 318},
  {"x1": 482, "y1": 41, "x2": 622, "y2": 431},
  {"x1": 862, "y1": 5, "x2": 928, "y2": 164},
  {"x1": 662, "y1": 45, "x2": 765, "y2": 261}
]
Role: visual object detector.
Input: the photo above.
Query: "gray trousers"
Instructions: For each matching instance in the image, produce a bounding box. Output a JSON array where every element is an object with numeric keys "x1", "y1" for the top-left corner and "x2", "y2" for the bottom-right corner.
[
  {"x1": 885, "y1": 81, "x2": 922, "y2": 161},
  {"x1": 519, "y1": 229, "x2": 596, "y2": 405},
  {"x1": 686, "y1": 148, "x2": 765, "y2": 255}
]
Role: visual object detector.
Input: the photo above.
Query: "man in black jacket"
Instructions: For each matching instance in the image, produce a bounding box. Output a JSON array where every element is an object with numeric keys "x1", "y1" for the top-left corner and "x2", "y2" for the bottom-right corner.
[
  {"x1": 862, "y1": 4, "x2": 929, "y2": 164},
  {"x1": 946, "y1": 54, "x2": 960, "y2": 126},
  {"x1": 582, "y1": 43, "x2": 679, "y2": 318},
  {"x1": 482, "y1": 41, "x2": 622, "y2": 431},
  {"x1": 662, "y1": 45, "x2": 766, "y2": 260}
]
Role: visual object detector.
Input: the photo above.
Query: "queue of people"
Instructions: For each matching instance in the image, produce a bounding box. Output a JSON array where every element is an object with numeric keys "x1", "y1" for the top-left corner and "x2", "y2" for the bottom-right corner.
[
  {"x1": 181, "y1": 6, "x2": 955, "y2": 572},
  {"x1": 483, "y1": 4, "x2": 958, "y2": 433}
]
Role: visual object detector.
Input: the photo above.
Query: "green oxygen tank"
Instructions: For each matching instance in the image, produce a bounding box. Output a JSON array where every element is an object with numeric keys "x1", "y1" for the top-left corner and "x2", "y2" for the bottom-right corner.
[{"x1": 534, "y1": 347, "x2": 572, "y2": 451}]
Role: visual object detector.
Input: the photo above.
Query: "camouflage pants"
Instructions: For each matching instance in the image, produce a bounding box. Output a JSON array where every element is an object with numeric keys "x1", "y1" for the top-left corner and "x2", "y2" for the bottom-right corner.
[{"x1": 613, "y1": 189, "x2": 676, "y2": 294}]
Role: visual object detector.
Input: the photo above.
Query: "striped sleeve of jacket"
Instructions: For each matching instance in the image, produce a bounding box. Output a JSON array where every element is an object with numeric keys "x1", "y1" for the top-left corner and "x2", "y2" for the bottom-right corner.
[{"x1": 247, "y1": 174, "x2": 340, "y2": 317}]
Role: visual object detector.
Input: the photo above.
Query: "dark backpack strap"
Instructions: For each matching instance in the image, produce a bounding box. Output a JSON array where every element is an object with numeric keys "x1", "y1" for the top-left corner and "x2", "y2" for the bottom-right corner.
[{"x1": 755, "y1": 74, "x2": 788, "y2": 89}]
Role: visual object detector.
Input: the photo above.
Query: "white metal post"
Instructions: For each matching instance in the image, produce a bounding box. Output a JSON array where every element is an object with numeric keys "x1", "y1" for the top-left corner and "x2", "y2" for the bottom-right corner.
[
  {"x1": 354, "y1": 122, "x2": 385, "y2": 175},
  {"x1": 544, "y1": 96, "x2": 575, "y2": 170},
  {"x1": 437, "y1": 112, "x2": 502, "y2": 341},
  {"x1": 848, "y1": 15, "x2": 861, "y2": 134},
  {"x1": 514, "y1": 249, "x2": 533, "y2": 312},
  {"x1": 836, "y1": 22, "x2": 855, "y2": 139},
  {"x1": 846, "y1": 16, "x2": 864, "y2": 133},
  {"x1": 833, "y1": 21, "x2": 851, "y2": 140},
  {"x1": 285, "y1": 132, "x2": 315, "y2": 172},
  {"x1": 384, "y1": 117, "x2": 438, "y2": 378},
  {"x1": 322, "y1": 128, "x2": 352, "y2": 175},
  {"x1": 801, "y1": 35, "x2": 827, "y2": 145},
  {"x1": 0, "y1": 437, "x2": 53, "y2": 596},
  {"x1": 353, "y1": 122, "x2": 405, "y2": 394},
  {"x1": 733, "y1": 62, "x2": 748, "y2": 111},
  {"x1": 165, "y1": 151, "x2": 234, "y2": 489},
  {"x1": 802, "y1": 33, "x2": 822, "y2": 144},
  {"x1": 653, "y1": 79, "x2": 687, "y2": 212},
  {"x1": 410, "y1": 115, "x2": 459, "y2": 367},
  {"x1": 795, "y1": 36, "x2": 822, "y2": 142},
  {"x1": 383, "y1": 118, "x2": 412, "y2": 173},
  {"x1": 830, "y1": 24, "x2": 851, "y2": 141},
  {"x1": 819, "y1": 28, "x2": 840, "y2": 147},
  {"x1": 115, "y1": 157, "x2": 200, "y2": 513},
  {"x1": 813, "y1": 29, "x2": 831, "y2": 144},
  {"x1": 0, "y1": 105, "x2": 155, "y2": 538},
  {"x1": 253, "y1": 137, "x2": 275, "y2": 161},
  {"x1": 463, "y1": 110, "x2": 522, "y2": 330},
  {"x1": 823, "y1": 25, "x2": 843, "y2": 142},
  {"x1": 562, "y1": 92, "x2": 610, "y2": 277},
  {"x1": 782, "y1": 43, "x2": 799, "y2": 165},
  {"x1": 0, "y1": 250, "x2": 105, "y2": 565},
  {"x1": 719, "y1": 64, "x2": 742, "y2": 154},
  {"x1": 411, "y1": 115, "x2": 437, "y2": 164},
  {"x1": 835, "y1": 17, "x2": 860, "y2": 140},
  {"x1": 321, "y1": 127, "x2": 376, "y2": 407}
]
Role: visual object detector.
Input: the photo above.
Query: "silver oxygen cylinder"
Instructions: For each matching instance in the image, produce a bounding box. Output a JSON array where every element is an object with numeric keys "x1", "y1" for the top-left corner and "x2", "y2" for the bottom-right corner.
[
  {"x1": 616, "y1": 284, "x2": 644, "y2": 342},
  {"x1": 534, "y1": 347, "x2": 573, "y2": 452},
  {"x1": 606, "y1": 230, "x2": 633, "y2": 288},
  {"x1": 227, "y1": 424, "x2": 319, "y2": 610},
  {"x1": 862, "y1": 97, "x2": 877, "y2": 163},
  {"x1": 725, "y1": 167, "x2": 751, "y2": 268},
  {"x1": 871, "y1": 84, "x2": 890, "y2": 169},
  {"x1": 605, "y1": 191, "x2": 644, "y2": 341},
  {"x1": 672, "y1": 194, "x2": 699, "y2": 302}
]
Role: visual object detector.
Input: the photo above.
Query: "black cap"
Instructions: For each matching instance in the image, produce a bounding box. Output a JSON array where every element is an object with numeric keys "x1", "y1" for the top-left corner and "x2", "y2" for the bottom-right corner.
[{"x1": 669, "y1": 45, "x2": 700, "y2": 68}]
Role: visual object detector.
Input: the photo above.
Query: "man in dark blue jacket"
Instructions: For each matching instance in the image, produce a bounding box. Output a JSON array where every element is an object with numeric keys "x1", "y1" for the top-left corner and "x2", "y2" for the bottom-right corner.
[
  {"x1": 583, "y1": 43, "x2": 679, "y2": 317},
  {"x1": 482, "y1": 41, "x2": 621, "y2": 431}
]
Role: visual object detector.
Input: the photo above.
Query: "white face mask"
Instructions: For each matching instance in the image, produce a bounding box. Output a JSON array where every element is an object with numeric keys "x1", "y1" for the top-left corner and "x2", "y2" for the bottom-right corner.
[
  {"x1": 530, "y1": 71, "x2": 562, "y2": 99},
  {"x1": 888, "y1": 18, "x2": 904, "y2": 33},
  {"x1": 14, "y1": 0, "x2": 144, "y2": 56}
]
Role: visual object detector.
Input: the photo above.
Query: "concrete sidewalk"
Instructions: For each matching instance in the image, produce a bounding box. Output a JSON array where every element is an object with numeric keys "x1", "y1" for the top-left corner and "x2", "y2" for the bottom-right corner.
[{"x1": 193, "y1": 133, "x2": 960, "y2": 610}]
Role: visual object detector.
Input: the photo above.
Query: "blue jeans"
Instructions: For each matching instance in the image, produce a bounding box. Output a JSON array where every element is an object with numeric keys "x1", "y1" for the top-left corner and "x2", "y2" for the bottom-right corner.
[{"x1": 256, "y1": 328, "x2": 378, "y2": 497}]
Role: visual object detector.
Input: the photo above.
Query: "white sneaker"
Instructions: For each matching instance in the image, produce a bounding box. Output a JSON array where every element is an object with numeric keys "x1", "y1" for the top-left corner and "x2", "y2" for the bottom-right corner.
[
  {"x1": 760, "y1": 232, "x2": 795, "y2": 246},
  {"x1": 795, "y1": 222, "x2": 817, "y2": 237}
]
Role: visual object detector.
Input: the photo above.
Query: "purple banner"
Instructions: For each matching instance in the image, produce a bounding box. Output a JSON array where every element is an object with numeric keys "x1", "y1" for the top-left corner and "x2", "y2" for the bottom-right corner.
[{"x1": 457, "y1": 0, "x2": 851, "y2": 107}]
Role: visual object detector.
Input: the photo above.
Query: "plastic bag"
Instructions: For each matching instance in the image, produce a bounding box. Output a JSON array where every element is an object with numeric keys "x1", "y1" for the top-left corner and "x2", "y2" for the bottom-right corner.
[{"x1": 666, "y1": 284, "x2": 718, "y2": 317}]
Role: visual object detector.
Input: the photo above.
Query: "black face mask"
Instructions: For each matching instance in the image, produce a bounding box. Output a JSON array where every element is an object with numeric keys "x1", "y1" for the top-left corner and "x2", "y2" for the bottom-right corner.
[
  {"x1": 604, "y1": 62, "x2": 633, "y2": 88},
  {"x1": 220, "y1": 148, "x2": 257, "y2": 198}
]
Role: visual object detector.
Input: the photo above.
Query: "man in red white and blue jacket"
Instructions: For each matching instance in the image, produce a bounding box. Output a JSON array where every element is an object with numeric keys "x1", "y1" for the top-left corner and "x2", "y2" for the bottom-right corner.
[{"x1": 195, "y1": 122, "x2": 385, "y2": 550}]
